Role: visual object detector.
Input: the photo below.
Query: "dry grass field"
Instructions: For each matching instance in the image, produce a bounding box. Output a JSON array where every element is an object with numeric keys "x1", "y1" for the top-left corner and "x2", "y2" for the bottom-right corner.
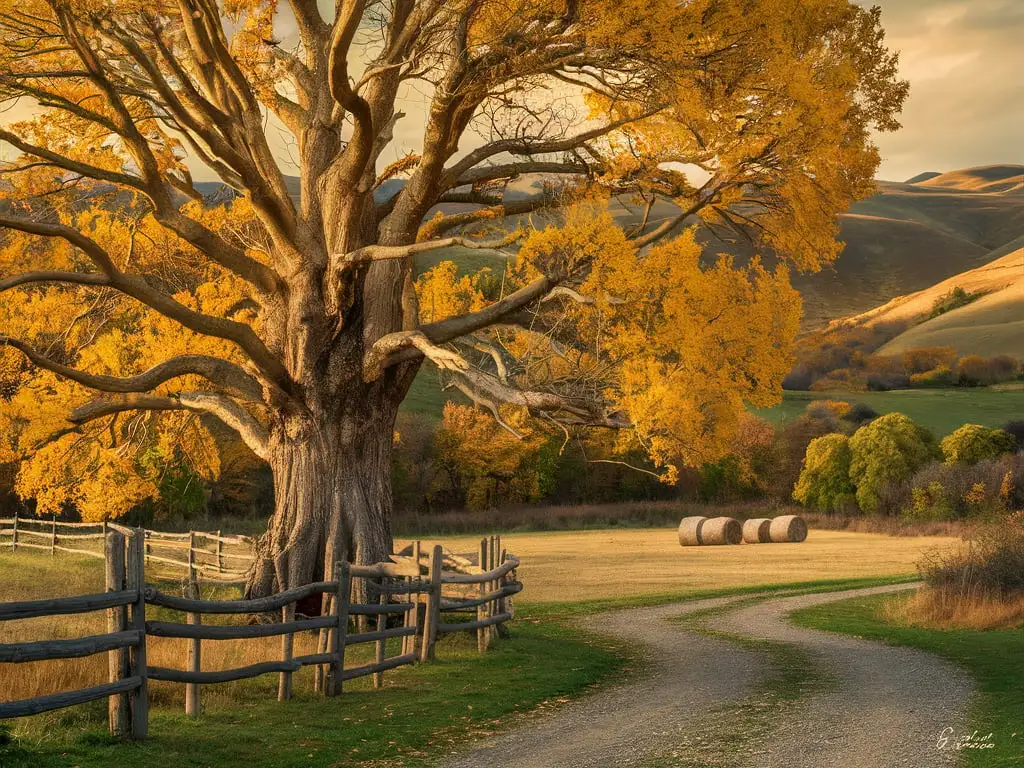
[
  {"x1": 0, "y1": 527, "x2": 951, "y2": 707},
  {"x1": 420, "y1": 528, "x2": 953, "y2": 604}
]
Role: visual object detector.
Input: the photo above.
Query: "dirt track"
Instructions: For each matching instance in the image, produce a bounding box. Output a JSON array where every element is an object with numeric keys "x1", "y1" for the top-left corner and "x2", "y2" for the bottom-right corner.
[{"x1": 441, "y1": 584, "x2": 974, "y2": 768}]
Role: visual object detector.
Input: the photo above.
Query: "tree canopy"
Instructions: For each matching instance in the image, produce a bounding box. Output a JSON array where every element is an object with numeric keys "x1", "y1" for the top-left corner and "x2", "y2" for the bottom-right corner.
[{"x1": 0, "y1": 0, "x2": 907, "y2": 586}]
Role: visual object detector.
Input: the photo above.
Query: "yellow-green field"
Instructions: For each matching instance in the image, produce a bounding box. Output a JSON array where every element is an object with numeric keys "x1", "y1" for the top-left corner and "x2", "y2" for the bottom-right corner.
[{"x1": 414, "y1": 528, "x2": 952, "y2": 603}]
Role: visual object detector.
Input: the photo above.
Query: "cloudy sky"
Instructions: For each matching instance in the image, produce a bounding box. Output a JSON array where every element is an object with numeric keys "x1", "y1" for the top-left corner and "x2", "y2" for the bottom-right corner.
[
  {"x1": 868, "y1": 0, "x2": 1024, "y2": 180},
  {"x1": 1, "y1": 0, "x2": 1019, "y2": 182}
]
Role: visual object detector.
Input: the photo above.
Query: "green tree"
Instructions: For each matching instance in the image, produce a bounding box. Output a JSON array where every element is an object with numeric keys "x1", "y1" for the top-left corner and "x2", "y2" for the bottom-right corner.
[
  {"x1": 940, "y1": 424, "x2": 1017, "y2": 464},
  {"x1": 849, "y1": 413, "x2": 933, "y2": 514},
  {"x1": 793, "y1": 433, "x2": 856, "y2": 512}
]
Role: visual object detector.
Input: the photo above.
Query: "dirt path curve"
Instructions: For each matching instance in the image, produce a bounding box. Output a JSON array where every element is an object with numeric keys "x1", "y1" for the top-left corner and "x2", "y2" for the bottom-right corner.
[
  {"x1": 709, "y1": 586, "x2": 974, "y2": 768},
  {"x1": 441, "y1": 584, "x2": 974, "y2": 768}
]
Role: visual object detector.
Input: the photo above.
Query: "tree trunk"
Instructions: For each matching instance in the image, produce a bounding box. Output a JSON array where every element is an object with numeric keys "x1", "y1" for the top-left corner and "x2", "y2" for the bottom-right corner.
[{"x1": 244, "y1": 391, "x2": 403, "y2": 602}]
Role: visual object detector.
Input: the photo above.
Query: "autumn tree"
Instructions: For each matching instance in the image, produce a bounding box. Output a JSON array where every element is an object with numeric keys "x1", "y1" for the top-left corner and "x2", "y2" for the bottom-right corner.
[
  {"x1": 940, "y1": 425, "x2": 1017, "y2": 465},
  {"x1": 849, "y1": 413, "x2": 933, "y2": 514},
  {"x1": 0, "y1": 0, "x2": 906, "y2": 594},
  {"x1": 793, "y1": 433, "x2": 856, "y2": 513}
]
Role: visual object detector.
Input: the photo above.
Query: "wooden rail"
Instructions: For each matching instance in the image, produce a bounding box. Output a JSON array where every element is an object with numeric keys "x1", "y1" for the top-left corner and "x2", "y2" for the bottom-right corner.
[
  {"x1": 0, "y1": 532, "x2": 522, "y2": 740},
  {"x1": 1, "y1": 513, "x2": 255, "y2": 580}
]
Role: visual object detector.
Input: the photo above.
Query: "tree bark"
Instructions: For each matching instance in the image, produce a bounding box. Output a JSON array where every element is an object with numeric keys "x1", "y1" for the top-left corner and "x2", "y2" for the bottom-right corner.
[{"x1": 244, "y1": 370, "x2": 413, "y2": 602}]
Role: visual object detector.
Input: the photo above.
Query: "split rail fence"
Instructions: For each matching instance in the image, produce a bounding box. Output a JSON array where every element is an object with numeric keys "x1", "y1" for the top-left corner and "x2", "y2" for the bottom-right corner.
[
  {"x1": 0, "y1": 513, "x2": 255, "y2": 582},
  {"x1": 0, "y1": 529, "x2": 521, "y2": 739}
]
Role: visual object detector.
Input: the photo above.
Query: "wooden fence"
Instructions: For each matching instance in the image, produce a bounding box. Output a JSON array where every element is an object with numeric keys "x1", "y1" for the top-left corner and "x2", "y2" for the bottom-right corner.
[
  {"x1": 0, "y1": 529, "x2": 521, "y2": 739},
  {"x1": 0, "y1": 513, "x2": 255, "y2": 582}
]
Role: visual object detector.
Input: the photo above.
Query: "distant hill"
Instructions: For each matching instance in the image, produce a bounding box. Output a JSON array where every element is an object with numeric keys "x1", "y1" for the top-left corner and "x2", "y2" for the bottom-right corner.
[{"x1": 130, "y1": 164, "x2": 1024, "y2": 333}]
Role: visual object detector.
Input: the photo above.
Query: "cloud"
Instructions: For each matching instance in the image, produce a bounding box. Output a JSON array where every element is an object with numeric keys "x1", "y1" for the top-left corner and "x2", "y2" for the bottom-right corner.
[{"x1": 867, "y1": 0, "x2": 1024, "y2": 180}]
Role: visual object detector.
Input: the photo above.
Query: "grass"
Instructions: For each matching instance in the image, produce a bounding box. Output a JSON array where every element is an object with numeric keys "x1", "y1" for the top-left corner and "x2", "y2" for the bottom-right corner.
[
  {"x1": 426, "y1": 527, "x2": 948, "y2": 604},
  {"x1": 0, "y1": 527, "x2": 951, "y2": 766},
  {"x1": 757, "y1": 388, "x2": 1024, "y2": 436},
  {"x1": 792, "y1": 592, "x2": 1024, "y2": 768}
]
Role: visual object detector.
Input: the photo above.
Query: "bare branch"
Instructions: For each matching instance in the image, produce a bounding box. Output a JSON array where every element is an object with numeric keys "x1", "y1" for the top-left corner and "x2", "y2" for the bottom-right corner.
[
  {"x1": 68, "y1": 392, "x2": 269, "y2": 460},
  {"x1": 0, "y1": 336, "x2": 263, "y2": 401}
]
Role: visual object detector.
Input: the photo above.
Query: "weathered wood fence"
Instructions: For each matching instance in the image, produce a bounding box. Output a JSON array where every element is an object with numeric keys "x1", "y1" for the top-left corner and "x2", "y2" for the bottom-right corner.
[
  {"x1": 0, "y1": 529, "x2": 521, "y2": 739},
  {"x1": 0, "y1": 513, "x2": 255, "y2": 581}
]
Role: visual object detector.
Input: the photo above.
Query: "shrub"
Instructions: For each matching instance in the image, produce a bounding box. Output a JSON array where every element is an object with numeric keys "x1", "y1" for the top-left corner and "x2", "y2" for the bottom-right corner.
[
  {"x1": 910, "y1": 365, "x2": 955, "y2": 387},
  {"x1": 793, "y1": 433, "x2": 857, "y2": 513},
  {"x1": 904, "y1": 453, "x2": 1024, "y2": 520},
  {"x1": 955, "y1": 355, "x2": 1020, "y2": 387},
  {"x1": 849, "y1": 413, "x2": 934, "y2": 514},
  {"x1": 902, "y1": 347, "x2": 957, "y2": 375},
  {"x1": 1003, "y1": 420, "x2": 1024, "y2": 449},
  {"x1": 842, "y1": 402, "x2": 878, "y2": 425},
  {"x1": 940, "y1": 424, "x2": 1017, "y2": 464},
  {"x1": 928, "y1": 286, "x2": 982, "y2": 319},
  {"x1": 920, "y1": 513, "x2": 1024, "y2": 598}
]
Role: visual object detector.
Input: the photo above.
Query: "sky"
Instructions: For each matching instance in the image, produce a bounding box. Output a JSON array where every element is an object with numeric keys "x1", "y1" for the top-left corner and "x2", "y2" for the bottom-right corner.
[
  {"x1": 867, "y1": 0, "x2": 1024, "y2": 180},
  {"x1": 1, "y1": 0, "x2": 1020, "y2": 182}
]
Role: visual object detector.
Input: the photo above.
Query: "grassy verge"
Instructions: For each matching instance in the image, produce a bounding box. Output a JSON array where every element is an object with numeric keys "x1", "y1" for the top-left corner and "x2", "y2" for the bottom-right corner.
[
  {"x1": 0, "y1": 617, "x2": 626, "y2": 768},
  {"x1": 0, "y1": 567, "x2": 917, "y2": 768},
  {"x1": 792, "y1": 593, "x2": 1024, "y2": 767}
]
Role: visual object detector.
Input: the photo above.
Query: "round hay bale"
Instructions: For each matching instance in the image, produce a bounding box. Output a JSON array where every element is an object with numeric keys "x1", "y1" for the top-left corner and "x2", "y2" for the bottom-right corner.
[
  {"x1": 769, "y1": 515, "x2": 808, "y2": 543},
  {"x1": 700, "y1": 517, "x2": 742, "y2": 545},
  {"x1": 742, "y1": 518, "x2": 772, "y2": 544},
  {"x1": 678, "y1": 516, "x2": 707, "y2": 546}
]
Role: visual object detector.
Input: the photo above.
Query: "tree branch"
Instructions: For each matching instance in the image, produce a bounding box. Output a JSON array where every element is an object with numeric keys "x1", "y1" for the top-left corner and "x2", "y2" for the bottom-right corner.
[
  {"x1": 68, "y1": 392, "x2": 269, "y2": 460},
  {"x1": 0, "y1": 215, "x2": 292, "y2": 394},
  {"x1": 0, "y1": 336, "x2": 263, "y2": 401}
]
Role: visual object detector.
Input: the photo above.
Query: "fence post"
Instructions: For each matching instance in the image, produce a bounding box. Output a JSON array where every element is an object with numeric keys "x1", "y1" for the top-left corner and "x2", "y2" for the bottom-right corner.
[
  {"x1": 11, "y1": 510, "x2": 17, "y2": 552},
  {"x1": 402, "y1": 540, "x2": 421, "y2": 655},
  {"x1": 187, "y1": 530, "x2": 196, "y2": 582},
  {"x1": 215, "y1": 530, "x2": 223, "y2": 574},
  {"x1": 127, "y1": 529, "x2": 148, "y2": 739},
  {"x1": 496, "y1": 547, "x2": 511, "y2": 639},
  {"x1": 49, "y1": 515, "x2": 57, "y2": 556},
  {"x1": 328, "y1": 561, "x2": 350, "y2": 696},
  {"x1": 278, "y1": 602, "x2": 294, "y2": 701},
  {"x1": 105, "y1": 529, "x2": 130, "y2": 737},
  {"x1": 373, "y1": 578, "x2": 387, "y2": 689},
  {"x1": 420, "y1": 545, "x2": 442, "y2": 662},
  {"x1": 488, "y1": 536, "x2": 498, "y2": 645},
  {"x1": 477, "y1": 538, "x2": 489, "y2": 653},
  {"x1": 185, "y1": 576, "x2": 201, "y2": 717}
]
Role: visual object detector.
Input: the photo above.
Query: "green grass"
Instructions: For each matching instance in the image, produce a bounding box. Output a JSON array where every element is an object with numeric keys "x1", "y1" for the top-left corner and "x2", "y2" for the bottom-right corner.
[
  {"x1": 792, "y1": 593, "x2": 1024, "y2": 767},
  {"x1": 0, "y1": 617, "x2": 625, "y2": 768},
  {"x1": 757, "y1": 388, "x2": 1024, "y2": 436}
]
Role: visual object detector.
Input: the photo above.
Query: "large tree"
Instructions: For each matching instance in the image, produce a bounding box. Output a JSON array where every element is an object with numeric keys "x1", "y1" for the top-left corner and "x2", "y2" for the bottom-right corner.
[{"x1": 0, "y1": 0, "x2": 906, "y2": 594}]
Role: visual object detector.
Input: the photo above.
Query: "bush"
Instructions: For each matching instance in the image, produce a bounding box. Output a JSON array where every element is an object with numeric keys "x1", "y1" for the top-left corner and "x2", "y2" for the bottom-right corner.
[
  {"x1": 910, "y1": 365, "x2": 955, "y2": 387},
  {"x1": 904, "y1": 453, "x2": 1024, "y2": 520},
  {"x1": 793, "y1": 433, "x2": 857, "y2": 513},
  {"x1": 940, "y1": 424, "x2": 1017, "y2": 464},
  {"x1": 842, "y1": 402, "x2": 878, "y2": 425},
  {"x1": 956, "y1": 354, "x2": 1020, "y2": 387},
  {"x1": 920, "y1": 513, "x2": 1024, "y2": 599},
  {"x1": 903, "y1": 347, "x2": 957, "y2": 375},
  {"x1": 849, "y1": 413, "x2": 934, "y2": 514},
  {"x1": 928, "y1": 286, "x2": 983, "y2": 319},
  {"x1": 1003, "y1": 420, "x2": 1024, "y2": 449}
]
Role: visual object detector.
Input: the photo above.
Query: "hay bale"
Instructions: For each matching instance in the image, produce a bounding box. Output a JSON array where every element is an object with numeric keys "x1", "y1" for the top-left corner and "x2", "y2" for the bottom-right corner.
[
  {"x1": 742, "y1": 518, "x2": 772, "y2": 544},
  {"x1": 769, "y1": 515, "x2": 808, "y2": 543},
  {"x1": 700, "y1": 517, "x2": 742, "y2": 545},
  {"x1": 677, "y1": 516, "x2": 707, "y2": 546}
]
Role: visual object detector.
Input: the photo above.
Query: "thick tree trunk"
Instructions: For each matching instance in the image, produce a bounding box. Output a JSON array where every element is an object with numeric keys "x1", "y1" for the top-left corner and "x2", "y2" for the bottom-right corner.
[{"x1": 244, "y1": 377, "x2": 409, "y2": 601}]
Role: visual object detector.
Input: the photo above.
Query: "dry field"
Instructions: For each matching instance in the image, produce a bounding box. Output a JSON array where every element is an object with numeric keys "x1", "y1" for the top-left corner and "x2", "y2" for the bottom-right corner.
[
  {"x1": 418, "y1": 528, "x2": 954, "y2": 603},
  {"x1": 1, "y1": 527, "x2": 952, "y2": 706}
]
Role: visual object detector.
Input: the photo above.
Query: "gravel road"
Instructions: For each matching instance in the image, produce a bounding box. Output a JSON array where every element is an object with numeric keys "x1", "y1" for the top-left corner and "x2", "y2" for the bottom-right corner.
[{"x1": 441, "y1": 584, "x2": 975, "y2": 768}]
